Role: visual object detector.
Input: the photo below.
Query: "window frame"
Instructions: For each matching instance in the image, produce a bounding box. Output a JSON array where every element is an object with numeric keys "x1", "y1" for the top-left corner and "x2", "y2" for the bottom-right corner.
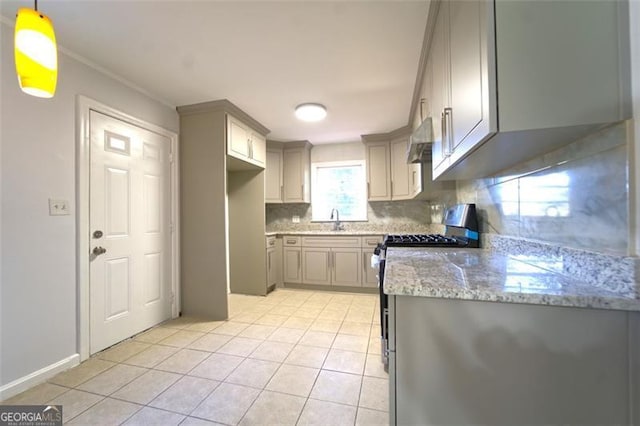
[{"x1": 310, "y1": 160, "x2": 368, "y2": 222}]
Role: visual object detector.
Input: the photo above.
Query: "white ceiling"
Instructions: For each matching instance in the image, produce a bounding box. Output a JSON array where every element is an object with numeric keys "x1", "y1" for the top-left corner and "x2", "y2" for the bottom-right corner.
[{"x1": 2, "y1": 1, "x2": 430, "y2": 144}]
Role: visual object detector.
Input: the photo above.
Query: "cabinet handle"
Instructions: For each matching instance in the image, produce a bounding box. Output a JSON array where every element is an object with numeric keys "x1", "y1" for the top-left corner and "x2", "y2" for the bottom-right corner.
[
  {"x1": 280, "y1": 185, "x2": 284, "y2": 201},
  {"x1": 301, "y1": 185, "x2": 304, "y2": 199},
  {"x1": 444, "y1": 107, "x2": 453, "y2": 156},
  {"x1": 442, "y1": 110, "x2": 450, "y2": 157},
  {"x1": 286, "y1": 239, "x2": 297, "y2": 244},
  {"x1": 412, "y1": 170, "x2": 417, "y2": 186},
  {"x1": 367, "y1": 182, "x2": 370, "y2": 199}
]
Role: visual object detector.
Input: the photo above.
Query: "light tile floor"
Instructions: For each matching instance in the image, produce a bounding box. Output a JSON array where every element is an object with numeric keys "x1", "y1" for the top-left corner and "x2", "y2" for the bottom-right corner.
[{"x1": 1, "y1": 289, "x2": 389, "y2": 425}]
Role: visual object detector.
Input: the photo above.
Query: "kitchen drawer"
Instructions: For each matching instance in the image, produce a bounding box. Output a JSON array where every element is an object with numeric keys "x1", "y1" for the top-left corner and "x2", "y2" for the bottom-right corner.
[
  {"x1": 302, "y1": 236, "x2": 362, "y2": 248},
  {"x1": 266, "y1": 235, "x2": 277, "y2": 249},
  {"x1": 362, "y1": 236, "x2": 383, "y2": 248},
  {"x1": 283, "y1": 236, "x2": 301, "y2": 247}
]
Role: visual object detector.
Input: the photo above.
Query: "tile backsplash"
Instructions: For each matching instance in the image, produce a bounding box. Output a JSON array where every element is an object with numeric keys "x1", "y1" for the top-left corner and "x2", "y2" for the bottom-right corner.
[
  {"x1": 454, "y1": 122, "x2": 629, "y2": 255},
  {"x1": 266, "y1": 200, "x2": 440, "y2": 234}
]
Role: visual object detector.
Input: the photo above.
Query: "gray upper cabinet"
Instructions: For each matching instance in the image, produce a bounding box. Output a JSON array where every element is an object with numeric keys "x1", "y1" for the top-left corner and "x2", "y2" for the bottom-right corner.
[
  {"x1": 265, "y1": 148, "x2": 283, "y2": 203},
  {"x1": 429, "y1": 0, "x2": 497, "y2": 178},
  {"x1": 227, "y1": 114, "x2": 267, "y2": 169},
  {"x1": 390, "y1": 137, "x2": 422, "y2": 200},
  {"x1": 365, "y1": 140, "x2": 392, "y2": 201},
  {"x1": 265, "y1": 141, "x2": 311, "y2": 203},
  {"x1": 447, "y1": 0, "x2": 493, "y2": 153},
  {"x1": 283, "y1": 146, "x2": 310, "y2": 203},
  {"x1": 364, "y1": 132, "x2": 422, "y2": 201},
  {"x1": 423, "y1": 0, "x2": 630, "y2": 180}
]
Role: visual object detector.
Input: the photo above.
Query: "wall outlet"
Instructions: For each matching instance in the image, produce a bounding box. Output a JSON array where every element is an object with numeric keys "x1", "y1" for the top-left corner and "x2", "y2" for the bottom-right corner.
[
  {"x1": 49, "y1": 199, "x2": 70, "y2": 216},
  {"x1": 292, "y1": 215, "x2": 300, "y2": 223}
]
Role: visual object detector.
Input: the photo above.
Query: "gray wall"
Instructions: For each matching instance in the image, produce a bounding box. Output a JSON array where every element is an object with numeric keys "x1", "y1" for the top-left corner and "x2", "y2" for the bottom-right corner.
[
  {"x1": 0, "y1": 22, "x2": 178, "y2": 388},
  {"x1": 453, "y1": 123, "x2": 628, "y2": 255}
]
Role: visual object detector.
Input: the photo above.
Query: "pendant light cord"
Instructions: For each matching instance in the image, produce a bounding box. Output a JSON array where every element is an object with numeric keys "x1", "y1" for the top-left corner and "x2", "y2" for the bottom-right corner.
[{"x1": 34, "y1": 0, "x2": 38, "y2": 11}]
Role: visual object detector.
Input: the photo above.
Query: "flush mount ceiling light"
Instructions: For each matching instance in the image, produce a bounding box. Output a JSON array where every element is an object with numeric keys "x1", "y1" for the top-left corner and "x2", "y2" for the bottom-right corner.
[
  {"x1": 295, "y1": 103, "x2": 327, "y2": 122},
  {"x1": 14, "y1": 1, "x2": 58, "y2": 98}
]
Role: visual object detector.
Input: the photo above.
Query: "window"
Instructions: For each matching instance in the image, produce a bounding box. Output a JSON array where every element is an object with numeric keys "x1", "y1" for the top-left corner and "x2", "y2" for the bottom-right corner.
[{"x1": 311, "y1": 161, "x2": 367, "y2": 221}]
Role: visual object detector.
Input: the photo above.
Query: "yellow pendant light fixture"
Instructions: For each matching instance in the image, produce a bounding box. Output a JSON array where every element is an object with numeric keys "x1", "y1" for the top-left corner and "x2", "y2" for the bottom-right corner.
[{"x1": 14, "y1": 0, "x2": 58, "y2": 98}]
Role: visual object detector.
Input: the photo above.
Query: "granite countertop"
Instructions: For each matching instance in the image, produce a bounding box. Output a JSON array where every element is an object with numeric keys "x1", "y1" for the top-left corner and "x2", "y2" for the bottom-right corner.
[
  {"x1": 265, "y1": 224, "x2": 443, "y2": 237},
  {"x1": 268, "y1": 230, "x2": 386, "y2": 236},
  {"x1": 384, "y1": 247, "x2": 640, "y2": 312}
]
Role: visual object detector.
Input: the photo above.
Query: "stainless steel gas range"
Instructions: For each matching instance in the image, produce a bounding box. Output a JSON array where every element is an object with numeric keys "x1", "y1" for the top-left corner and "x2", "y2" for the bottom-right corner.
[{"x1": 374, "y1": 203, "x2": 479, "y2": 368}]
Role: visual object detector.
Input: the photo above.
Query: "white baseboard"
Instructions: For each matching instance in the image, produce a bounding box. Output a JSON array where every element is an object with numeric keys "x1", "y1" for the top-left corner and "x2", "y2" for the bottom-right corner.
[{"x1": 0, "y1": 354, "x2": 80, "y2": 401}]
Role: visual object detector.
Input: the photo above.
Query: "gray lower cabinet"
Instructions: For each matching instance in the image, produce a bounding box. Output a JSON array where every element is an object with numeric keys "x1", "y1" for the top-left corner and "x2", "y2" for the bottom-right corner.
[
  {"x1": 282, "y1": 236, "x2": 302, "y2": 284},
  {"x1": 389, "y1": 295, "x2": 639, "y2": 425},
  {"x1": 301, "y1": 246, "x2": 361, "y2": 287},
  {"x1": 281, "y1": 235, "x2": 382, "y2": 288},
  {"x1": 302, "y1": 247, "x2": 332, "y2": 285},
  {"x1": 265, "y1": 236, "x2": 281, "y2": 290},
  {"x1": 362, "y1": 236, "x2": 382, "y2": 288}
]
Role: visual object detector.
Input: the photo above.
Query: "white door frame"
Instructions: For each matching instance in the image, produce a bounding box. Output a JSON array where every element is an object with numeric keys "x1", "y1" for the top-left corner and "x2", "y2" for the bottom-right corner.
[{"x1": 76, "y1": 95, "x2": 180, "y2": 361}]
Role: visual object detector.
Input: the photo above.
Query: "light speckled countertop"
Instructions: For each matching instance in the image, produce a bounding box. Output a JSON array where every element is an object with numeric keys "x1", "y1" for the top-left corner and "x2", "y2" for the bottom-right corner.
[
  {"x1": 267, "y1": 230, "x2": 386, "y2": 236},
  {"x1": 384, "y1": 247, "x2": 640, "y2": 312}
]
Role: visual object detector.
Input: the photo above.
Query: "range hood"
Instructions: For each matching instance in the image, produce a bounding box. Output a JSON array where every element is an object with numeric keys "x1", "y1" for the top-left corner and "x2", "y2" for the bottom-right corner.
[{"x1": 407, "y1": 117, "x2": 434, "y2": 163}]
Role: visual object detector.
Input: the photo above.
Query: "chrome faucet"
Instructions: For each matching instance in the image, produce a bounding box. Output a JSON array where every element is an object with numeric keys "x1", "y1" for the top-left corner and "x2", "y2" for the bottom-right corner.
[{"x1": 330, "y1": 208, "x2": 343, "y2": 231}]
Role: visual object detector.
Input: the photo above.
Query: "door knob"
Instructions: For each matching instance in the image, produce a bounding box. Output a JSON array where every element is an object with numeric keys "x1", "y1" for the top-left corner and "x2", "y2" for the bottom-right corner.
[
  {"x1": 93, "y1": 230, "x2": 103, "y2": 238},
  {"x1": 93, "y1": 246, "x2": 107, "y2": 256}
]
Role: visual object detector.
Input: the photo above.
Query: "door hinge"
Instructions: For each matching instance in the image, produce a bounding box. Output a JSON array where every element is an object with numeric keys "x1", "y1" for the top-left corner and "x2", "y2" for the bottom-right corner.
[
  {"x1": 169, "y1": 153, "x2": 174, "y2": 163},
  {"x1": 169, "y1": 222, "x2": 175, "y2": 233}
]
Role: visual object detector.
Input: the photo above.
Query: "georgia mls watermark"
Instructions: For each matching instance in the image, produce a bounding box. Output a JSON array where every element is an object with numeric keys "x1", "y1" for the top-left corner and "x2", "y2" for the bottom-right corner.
[{"x1": 0, "y1": 405, "x2": 62, "y2": 426}]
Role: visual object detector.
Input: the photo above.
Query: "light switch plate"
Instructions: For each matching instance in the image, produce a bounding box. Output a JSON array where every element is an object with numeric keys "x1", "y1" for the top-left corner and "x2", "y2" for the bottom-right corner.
[
  {"x1": 292, "y1": 215, "x2": 300, "y2": 223},
  {"x1": 49, "y1": 199, "x2": 70, "y2": 216}
]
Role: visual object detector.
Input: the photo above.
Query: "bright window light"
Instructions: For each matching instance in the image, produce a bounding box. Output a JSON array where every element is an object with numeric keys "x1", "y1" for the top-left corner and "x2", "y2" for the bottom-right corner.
[{"x1": 311, "y1": 161, "x2": 367, "y2": 221}]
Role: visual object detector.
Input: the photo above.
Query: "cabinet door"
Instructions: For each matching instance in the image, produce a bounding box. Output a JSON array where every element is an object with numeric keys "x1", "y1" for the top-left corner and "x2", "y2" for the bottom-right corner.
[
  {"x1": 410, "y1": 164, "x2": 422, "y2": 197},
  {"x1": 390, "y1": 139, "x2": 412, "y2": 200},
  {"x1": 265, "y1": 150, "x2": 283, "y2": 203},
  {"x1": 283, "y1": 149, "x2": 307, "y2": 203},
  {"x1": 430, "y1": 2, "x2": 450, "y2": 171},
  {"x1": 302, "y1": 247, "x2": 331, "y2": 286},
  {"x1": 266, "y1": 247, "x2": 276, "y2": 287},
  {"x1": 448, "y1": 0, "x2": 487, "y2": 152},
  {"x1": 332, "y1": 248, "x2": 362, "y2": 287},
  {"x1": 250, "y1": 131, "x2": 266, "y2": 166},
  {"x1": 362, "y1": 249, "x2": 378, "y2": 288},
  {"x1": 283, "y1": 247, "x2": 302, "y2": 283},
  {"x1": 227, "y1": 115, "x2": 250, "y2": 161},
  {"x1": 366, "y1": 142, "x2": 391, "y2": 201},
  {"x1": 274, "y1": 240, "x2": 283, "y2": 287}
]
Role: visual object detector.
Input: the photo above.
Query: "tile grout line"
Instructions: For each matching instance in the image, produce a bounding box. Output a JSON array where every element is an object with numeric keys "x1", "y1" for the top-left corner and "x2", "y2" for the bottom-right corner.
[{"x1": 12, "y1": 289, "x2": 384, "y2": 425}]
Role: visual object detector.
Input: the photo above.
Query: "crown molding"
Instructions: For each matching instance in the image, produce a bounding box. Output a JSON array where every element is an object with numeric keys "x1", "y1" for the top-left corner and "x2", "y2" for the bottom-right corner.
[{"x1": 176, "y1": 99, "x2": 270, "y2": 136}]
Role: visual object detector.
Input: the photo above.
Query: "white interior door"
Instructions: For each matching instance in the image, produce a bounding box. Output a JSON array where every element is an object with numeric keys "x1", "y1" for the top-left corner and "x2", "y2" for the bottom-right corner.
[{"x1": 89, "y1": 110, "x2": 172, "y2": 354}]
